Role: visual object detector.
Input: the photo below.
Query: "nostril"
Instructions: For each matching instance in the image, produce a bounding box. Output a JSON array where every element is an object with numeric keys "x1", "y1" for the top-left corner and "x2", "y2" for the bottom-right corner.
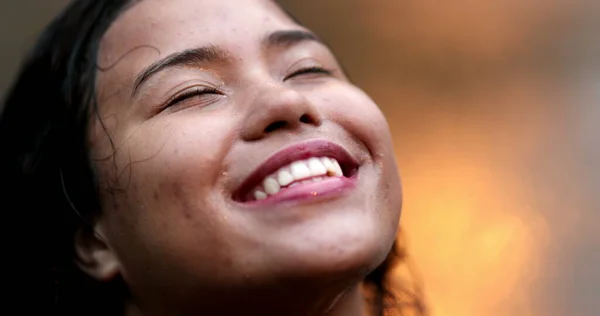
[
  {"x1": 264, "y1": 120, "x2": 287, "y2": 133},
  {"x1": 263, "y1": 115, "x2": 316, "y2": 134},
  {"x1": 299, "y1": 114, "x2": 313, "y2": 124}
]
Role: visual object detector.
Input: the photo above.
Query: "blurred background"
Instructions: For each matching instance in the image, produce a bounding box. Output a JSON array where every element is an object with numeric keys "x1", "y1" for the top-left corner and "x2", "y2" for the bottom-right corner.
[{"x1": 2, "y1": 0, "x2": 599, "y2": 315}]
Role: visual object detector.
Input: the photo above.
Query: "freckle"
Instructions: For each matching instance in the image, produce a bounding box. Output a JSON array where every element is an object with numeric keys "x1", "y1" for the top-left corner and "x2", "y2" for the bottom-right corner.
[
  {"x1": 153, "y1": 191, "x2": 159, "y2": 201},
  {"x1": 172, "y1": 184, "x2": 183, "y2": 198}
]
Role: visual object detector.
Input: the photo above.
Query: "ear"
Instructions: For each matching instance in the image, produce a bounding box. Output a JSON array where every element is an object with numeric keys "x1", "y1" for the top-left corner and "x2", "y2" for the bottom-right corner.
[{"x1": 74, "y1": 220, "x2": 120, "y2": 281}]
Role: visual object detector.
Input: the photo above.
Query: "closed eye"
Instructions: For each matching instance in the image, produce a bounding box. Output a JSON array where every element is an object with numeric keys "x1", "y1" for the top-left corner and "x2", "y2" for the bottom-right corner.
[
  {"x1": 284, "y1": 66, "x2": 334, "y2": 81},
  {"x1": 161, "y1": 86, "x2": 224, "y2": 112}
]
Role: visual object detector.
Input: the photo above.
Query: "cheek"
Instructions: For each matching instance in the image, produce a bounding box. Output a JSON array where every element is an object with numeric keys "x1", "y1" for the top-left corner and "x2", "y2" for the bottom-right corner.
[
  {"x1": 92, "y1": 112, "x2": 236, "y2": 229},
  {"x1": 100, "y1": 114, "x2": 227, "y2": 179},
  {"x1": 93, "y1": 114, "x2": 244, "y2": 283},
  {"x1": 318, "y1": 84, "x2": 396, "y2": 159},
  {"x1": 313, "y1": 83, "x2": 402, "y2": 211},
  {"x1": 327, "y1": 84, "x2": 402, "y2": 218}
]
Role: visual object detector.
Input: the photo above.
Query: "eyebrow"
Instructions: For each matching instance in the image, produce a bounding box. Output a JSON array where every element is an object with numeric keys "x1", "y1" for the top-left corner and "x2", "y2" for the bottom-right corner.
[
  {"x1": 131, "y1": 45, "x2": 228, "y2": 97},
  {"x1": 131, "y1": 30, "x2": 324, "y2": 97},
  {"x1": 264, "y1": 29, "x2": 324, "y2": 48}
]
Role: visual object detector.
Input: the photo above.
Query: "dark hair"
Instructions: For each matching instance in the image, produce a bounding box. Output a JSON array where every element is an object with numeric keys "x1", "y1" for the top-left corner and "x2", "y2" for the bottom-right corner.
[{"x1": 0, "y1": 1, "x2": 425, "y2": 315}]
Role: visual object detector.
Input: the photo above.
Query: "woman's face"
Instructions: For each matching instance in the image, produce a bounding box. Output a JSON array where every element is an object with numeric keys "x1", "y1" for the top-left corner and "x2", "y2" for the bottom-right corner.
[{"x1": 90, "y1": 0, "x2": 401, "y2": 312}]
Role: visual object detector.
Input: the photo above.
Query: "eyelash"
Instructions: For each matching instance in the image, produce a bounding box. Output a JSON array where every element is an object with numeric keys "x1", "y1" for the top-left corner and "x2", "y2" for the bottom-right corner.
[
  {"x1": 284, "y1": 66, "x2": 334, "y2": 81},
  {"x1": 164, "y1": 66, "x2": 333, "y2": 110},
  {"x1": 165, "y1": 86, "x2": 222, "y2": 109}
]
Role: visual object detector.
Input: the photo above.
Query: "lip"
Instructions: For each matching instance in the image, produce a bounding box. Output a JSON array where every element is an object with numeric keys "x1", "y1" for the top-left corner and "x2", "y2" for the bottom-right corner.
[
  {"x1": 241, "y1": 176, "x2": 358, "y2": 208},
  {"x1": 232, "y1": 139, "x2": 360, "y2": 203}
]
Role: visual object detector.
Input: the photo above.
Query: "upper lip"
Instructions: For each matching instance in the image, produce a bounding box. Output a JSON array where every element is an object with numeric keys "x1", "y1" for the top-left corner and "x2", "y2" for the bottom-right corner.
[{"x1": 233, "y1": 139, "x2": 360, "y2": 202}]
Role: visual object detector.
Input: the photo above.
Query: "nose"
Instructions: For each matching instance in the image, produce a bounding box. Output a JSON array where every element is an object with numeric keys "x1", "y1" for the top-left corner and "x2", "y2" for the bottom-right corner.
[{"x1": 240, "y1": 84, "x2": 323, "y2": 141}]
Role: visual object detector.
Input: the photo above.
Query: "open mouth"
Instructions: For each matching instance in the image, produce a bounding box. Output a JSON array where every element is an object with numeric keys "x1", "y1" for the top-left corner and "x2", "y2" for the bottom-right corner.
[{"x1": 233, "y1": 140, "x2": 360, "y2": 203}]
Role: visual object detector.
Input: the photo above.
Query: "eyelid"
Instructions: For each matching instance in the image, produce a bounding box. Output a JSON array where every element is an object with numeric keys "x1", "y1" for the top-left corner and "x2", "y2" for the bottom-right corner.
[
  {"x1": 284, "y1": 66, "x2": 333, "y2": 81},
  {"x1": 284, "y1": 58, "x2": 334, "y2": 81},
  {"x1": 158, "y1": 84, "x2": 224, "y2": 113},
  {"x1": 287, "y1": 58, "x2": 323, "y2": 73},
  {"x1": 169, "y1": 85, "x2": 220, "y2": 101}
]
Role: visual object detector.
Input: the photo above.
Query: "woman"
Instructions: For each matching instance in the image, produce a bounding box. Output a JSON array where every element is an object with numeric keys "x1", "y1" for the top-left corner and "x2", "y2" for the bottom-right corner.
[{"x1": 1, "y1": 0, "x2": 425, "y2": 315}]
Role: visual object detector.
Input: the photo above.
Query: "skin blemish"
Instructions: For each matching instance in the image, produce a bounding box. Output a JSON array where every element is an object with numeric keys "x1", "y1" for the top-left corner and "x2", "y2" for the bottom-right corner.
[
  {"x1": 182, "y1": 207, "x2": 193, "y2": 220},
  {"x1": 159, "y1": 180, "x2": 194, "y2": 220},
  {"x1": 171, "y1": 183, "x2": 193, "y2": 220}
]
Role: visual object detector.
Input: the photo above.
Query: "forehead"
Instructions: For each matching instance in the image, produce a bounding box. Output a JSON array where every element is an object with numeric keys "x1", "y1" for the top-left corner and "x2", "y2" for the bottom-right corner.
[{"x1": 98, "y1": 0, "x2": 298, "y2": 71}]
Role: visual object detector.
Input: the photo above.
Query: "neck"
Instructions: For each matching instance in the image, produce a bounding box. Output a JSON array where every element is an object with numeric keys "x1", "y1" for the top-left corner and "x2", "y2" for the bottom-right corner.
[{"x1": 124, "y1": 283, "x2": 367, "y2": 316}]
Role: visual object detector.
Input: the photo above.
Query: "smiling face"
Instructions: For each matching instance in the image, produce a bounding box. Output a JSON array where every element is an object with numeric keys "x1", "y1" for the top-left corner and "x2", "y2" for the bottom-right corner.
[{"x1": 88, "y1": 0, "x2": 401, "y2": 313}]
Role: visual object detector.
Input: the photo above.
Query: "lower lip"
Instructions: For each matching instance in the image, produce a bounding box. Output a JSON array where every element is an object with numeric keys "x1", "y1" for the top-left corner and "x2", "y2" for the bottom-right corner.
[{"x1": 241, "y1": 175, "x2": 358, "y2": 208}]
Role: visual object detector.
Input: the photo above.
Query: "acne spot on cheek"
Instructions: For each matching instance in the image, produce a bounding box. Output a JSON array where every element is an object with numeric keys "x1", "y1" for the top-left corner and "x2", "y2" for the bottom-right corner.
[{"x1": 170, "y1": 182, "x2": 193, "y2": 220}]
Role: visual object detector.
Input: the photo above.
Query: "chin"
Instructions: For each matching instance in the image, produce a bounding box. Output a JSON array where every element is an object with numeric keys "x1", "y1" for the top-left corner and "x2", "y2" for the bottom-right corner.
[{"x1": 275, "y1": 219, "x2": 397, "y2": 284}]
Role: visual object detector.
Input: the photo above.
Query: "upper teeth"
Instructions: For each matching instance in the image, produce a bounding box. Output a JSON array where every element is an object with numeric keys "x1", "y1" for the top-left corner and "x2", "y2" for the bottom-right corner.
[{"x1": 253, "y1": 157, "x2": 343, "y2": 200}]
